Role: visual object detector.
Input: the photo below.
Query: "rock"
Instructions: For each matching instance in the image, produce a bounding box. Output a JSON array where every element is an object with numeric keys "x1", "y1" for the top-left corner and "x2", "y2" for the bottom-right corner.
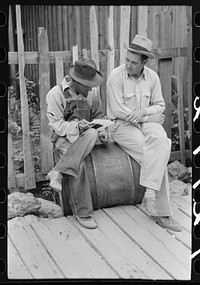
[
  {"x1": 169, "y1": 180, "x2": 188, "y2": 197},
  {"x1": 8, "y1": 214, "x2": 47, "y2": 227},
  {"x1": 8, "y1": 192, "x2": 41, "y2": 220},
  {"x1": 168, "y1": 160, "x2": 190, "y2": 182},
  {"x1": 36, "y1": 198, "x2": 63, "y2": 218}
]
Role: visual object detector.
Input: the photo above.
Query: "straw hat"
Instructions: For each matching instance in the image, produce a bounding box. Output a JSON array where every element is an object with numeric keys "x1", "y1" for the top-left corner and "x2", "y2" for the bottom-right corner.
[
  {"x1": 124, "y1": 35, "x2": 155, "y2": 59},
  {"x1": 68, "y1": 58, "x2": 103, "y2": 87}
]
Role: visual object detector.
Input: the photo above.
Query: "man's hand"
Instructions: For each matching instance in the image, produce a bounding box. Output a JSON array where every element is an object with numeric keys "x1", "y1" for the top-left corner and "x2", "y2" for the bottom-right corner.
[
  {"x1": 98, "y1": 129, "x2": 111, "y2": 144},
  {"x1": 147, "y1": 113, "x2": 165, "y2": 124},
  {"x1": 126, "y1": 108, "x2": 146, "y2": 124},
  {"x1": 78, "y1": 119, "x2": 90, "y2": 131}
]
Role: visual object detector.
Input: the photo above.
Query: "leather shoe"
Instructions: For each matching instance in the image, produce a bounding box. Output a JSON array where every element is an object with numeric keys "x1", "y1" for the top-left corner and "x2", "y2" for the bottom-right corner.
[
  {"x1": 155, "y1": 216, "x2": 182, "y2": 232},
  {"x1": 142, "y1": 196, "x2": 158, "y2": 216},
  {"x1": 74, "y1": 216, "x2": 97, "y2": 229}
]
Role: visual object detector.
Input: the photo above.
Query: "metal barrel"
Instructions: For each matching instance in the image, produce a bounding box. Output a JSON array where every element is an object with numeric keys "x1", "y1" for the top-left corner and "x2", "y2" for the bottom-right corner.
[{"x1": 62, "y1": 142, "x2": 145, "y2": 215}]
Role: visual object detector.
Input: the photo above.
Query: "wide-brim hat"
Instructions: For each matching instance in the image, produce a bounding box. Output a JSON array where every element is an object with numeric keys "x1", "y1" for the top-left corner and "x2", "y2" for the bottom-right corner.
[
  {"x1": 124, "y1": 34, "x2": 155, "y2": 59},
  {"x1": 68, "y1": 58, "x2": 103, "y2": 88}
]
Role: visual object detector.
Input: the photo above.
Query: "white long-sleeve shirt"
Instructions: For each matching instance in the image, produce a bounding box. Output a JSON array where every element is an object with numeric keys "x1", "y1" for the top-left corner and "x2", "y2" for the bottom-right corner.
[{"x1": 107, "y1": 64, "x2": 165, "y2": 121}]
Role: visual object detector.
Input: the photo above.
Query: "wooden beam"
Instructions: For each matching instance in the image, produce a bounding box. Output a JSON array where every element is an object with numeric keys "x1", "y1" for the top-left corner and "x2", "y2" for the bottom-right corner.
[
  {"x1": 120, "y1": 6, "x2": 131, "y2": 65},
  {"x1": 8, "y1": 47, "x2": 188, "y2": 65},
  {"x1": 38, "y1": 27, "x2": 54, "y2": 174},
  {"x1": 15, "y1": 5, "x2": 36, "y2": 190}
]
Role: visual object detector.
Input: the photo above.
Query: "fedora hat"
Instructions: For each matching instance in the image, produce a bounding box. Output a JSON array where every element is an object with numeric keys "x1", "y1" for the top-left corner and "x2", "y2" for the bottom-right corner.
[
  {"x1": 124, "y1": 35, "x2": 155, "y2": 59},
  {"x1": 68, "y1": 58, "x2": 103, "y2": 88}
]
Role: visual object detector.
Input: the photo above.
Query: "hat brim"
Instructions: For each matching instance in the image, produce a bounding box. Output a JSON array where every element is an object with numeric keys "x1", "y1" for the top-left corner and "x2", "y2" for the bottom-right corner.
[
  {"x1": 68, "y1": 65, "x2": 103, "y2": 88},
  {"x1": 124, "y1": 44, "x2": 156, "y2": 59}
]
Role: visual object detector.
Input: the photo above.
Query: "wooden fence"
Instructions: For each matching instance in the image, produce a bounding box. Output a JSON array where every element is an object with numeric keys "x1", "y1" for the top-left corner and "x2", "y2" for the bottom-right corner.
[{"x1": 8, "y1": 5, "x2": 192, "y2": 191}]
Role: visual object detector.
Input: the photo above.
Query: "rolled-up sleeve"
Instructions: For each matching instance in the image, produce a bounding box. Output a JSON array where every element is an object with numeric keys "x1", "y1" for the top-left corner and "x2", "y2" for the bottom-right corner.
[
  {"x1": 107, "y1": 73, "x2": 132, "y2": 120},
  {"x1": 46, "y1": 86, "x2": 77, "y2": 137}
]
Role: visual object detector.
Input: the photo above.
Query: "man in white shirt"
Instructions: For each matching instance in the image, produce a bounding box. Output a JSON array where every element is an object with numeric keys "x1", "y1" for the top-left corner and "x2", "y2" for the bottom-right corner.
[{"x1": 107, "y1": 35, "x2": 182, "y2": 232}]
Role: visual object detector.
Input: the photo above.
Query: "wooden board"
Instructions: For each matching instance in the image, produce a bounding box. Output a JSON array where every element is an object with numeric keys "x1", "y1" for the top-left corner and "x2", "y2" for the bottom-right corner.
[
  {"x1": 15, "y1": 5, "x2": 36, "y2": 190},
  {"x1": 75, "y1": 209, "x2": 172, "y2": 279},
  {"x1": 103, "y1": 206, "x2": 190, "y2": 279},
  {"x1": 90, "y1": 6, "x2": 99, "y2": 70},
  {"x1": 55, "y1": 57, "x2": 64, "y2": 84},
  {"x1": 120, "y1": 6, "x2": 130, "y2": 65},
  {"x1": 8, "y1": 236, "x2": 33, "y2": 279},
  {"x1": 31, "y1": 218, "x2": 118, "y2": 278},
  {"x1": 121, "y1": 205, "x2": 191, "y2": 270},
  {"x1": 38, "y1": 27, "x2": 54, "y2": 174}
]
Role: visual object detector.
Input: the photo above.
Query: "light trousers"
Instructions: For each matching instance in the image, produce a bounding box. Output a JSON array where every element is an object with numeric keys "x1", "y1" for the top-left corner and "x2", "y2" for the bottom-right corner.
[{"x1": 110, "y1": 120, "x2": 173, "y2": 217}]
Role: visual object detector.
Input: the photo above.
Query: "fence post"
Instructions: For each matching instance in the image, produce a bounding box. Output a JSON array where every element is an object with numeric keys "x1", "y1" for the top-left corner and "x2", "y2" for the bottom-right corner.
[
  {"x1": 16, "y1": 5, "x2": 36, "y2": 190},
  {"x1": 38, "y1": 27, "x2": 54, "y2": 174},
  {"x1": 55, "y1": 57, "x2": 64, "y2": 84},
  {"x1": 72, "y1": 44, "x2": 79, "y2": 63},
  {"x1": 120, "y1": 6, "x2": 130, "y2": 65}
]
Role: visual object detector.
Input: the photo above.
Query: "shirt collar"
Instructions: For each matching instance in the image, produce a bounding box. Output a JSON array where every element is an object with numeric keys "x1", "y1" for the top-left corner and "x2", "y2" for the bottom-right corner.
[{"x1": 126, "y1": 66, "x2": 147, "y2": 81}]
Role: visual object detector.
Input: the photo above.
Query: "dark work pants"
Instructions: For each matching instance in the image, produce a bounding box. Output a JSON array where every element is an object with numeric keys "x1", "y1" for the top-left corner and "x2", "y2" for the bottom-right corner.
[{"x1": 54, "y1": 128, "x2": 99, "y2": 218}]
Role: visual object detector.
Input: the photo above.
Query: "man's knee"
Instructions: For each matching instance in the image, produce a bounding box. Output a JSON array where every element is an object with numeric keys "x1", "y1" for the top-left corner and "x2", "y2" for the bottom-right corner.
[{"x1": 81, "y1": 128, "x2": 99, "y2": 142}]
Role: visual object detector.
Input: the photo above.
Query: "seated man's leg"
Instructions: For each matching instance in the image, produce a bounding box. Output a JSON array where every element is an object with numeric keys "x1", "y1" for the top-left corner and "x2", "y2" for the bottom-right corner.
[
  {"x1": 140, "y1": 122, "x2": 181, "y2": 231},
  {"x1": 47, "y1": 137, "x2": 71, "y2": 191},
  {"x1": 55, "y1": 128, "x2": 98, "y2": 178},
  {"x1": 62, "y1": 160, "x2": 97, "y2": 229},
  {"x1": 110, "y1": 121, "x2": 145, "y2": 165}
]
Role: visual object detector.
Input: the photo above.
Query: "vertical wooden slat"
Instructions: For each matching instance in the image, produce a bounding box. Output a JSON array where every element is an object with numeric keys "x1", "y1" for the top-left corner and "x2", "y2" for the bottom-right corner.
[
  {"x1": 55, "y1": 57, "x2": 64, "y2": 84},
  {"x1": 8, "y1": 105, "x2": 16, "y2": 192},
  {"x1": 147, "y1": 5, "x2": 159, "y2": 73},
  {"x1": 120, "y1": 6, "x2": 131, "y2": 65},
  {"x1": 68, "y1": 6, "x2": 73, "y2": 49},
  {"x1": 16, "y1": 5, "x2": 36, "y2": 190},
  {"x1": 82, "y1": 48, "x2": 88, "y2": 58},
  {"x1": 80, "y1": 6, "x2": 87, "y2": 49},
  {"x1": 158, "y1": 9, "x2": 172, "y2": 140},
  {"x1": 90, "y1": 6, "x2": 100, "y2": 70},
  {"x1": 72, "y1": 44, "x2": 78, "y2": 64},
  {"x1": 177, "y1": 50, "x2": 186, "y2": 164},
  {"x1": 8, "y1": 5, "x2": 17, "y2": 87},
  {"x1": 75, "y1": 6, "x2": 81, "y2": 49},
  {"x1": 137, "y1": 6, "x2": 148, "y2": 37},
  {"x1": 57, "y1": 6, "x2": 63, "y2": 51},
  {"x1": 62, "y1": 6, "x2": 69, "y2": 50},
  {"x1": 130, "y1": 6, "x2": 137, "y2": 42},
  {"x1": 186, "y1": 6, "x2": 192, "y2": 160},
  {"x1": 107, "y1": 6, "x2": 115, "y2": 77},
  {"x1": 38, "y1": 27, "x2": 54, "y2": 174}
]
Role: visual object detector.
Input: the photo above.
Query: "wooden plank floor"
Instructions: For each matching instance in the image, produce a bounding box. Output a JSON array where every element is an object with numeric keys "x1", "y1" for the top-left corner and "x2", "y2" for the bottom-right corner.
[{"x1": 8, "y1": 194, "x2": 191, "y2": 280}]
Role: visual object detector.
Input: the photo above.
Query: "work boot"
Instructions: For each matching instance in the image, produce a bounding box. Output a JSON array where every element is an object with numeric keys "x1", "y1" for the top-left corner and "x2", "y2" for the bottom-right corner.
[
  {"x1": 142, "y1": 195, "x2": 158, "y2": 216},
  {"x1": 155, "y1": 216, "x2": 182, "y2": 232},
  {"x1": 46, "y1": 170, "x2": 62, "y2": 192},
  {"x1": 74, "y1": 215, "x2": 98, "y2": 229}
]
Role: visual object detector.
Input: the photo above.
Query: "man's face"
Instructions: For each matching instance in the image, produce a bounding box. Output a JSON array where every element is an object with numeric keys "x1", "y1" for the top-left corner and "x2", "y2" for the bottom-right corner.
[
  {"x1": 125, "y1": 51, "x2": 147, "y2": 77},
  {"x1": 76, "y1": 82, "x2": 92, "y2": 97}
]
